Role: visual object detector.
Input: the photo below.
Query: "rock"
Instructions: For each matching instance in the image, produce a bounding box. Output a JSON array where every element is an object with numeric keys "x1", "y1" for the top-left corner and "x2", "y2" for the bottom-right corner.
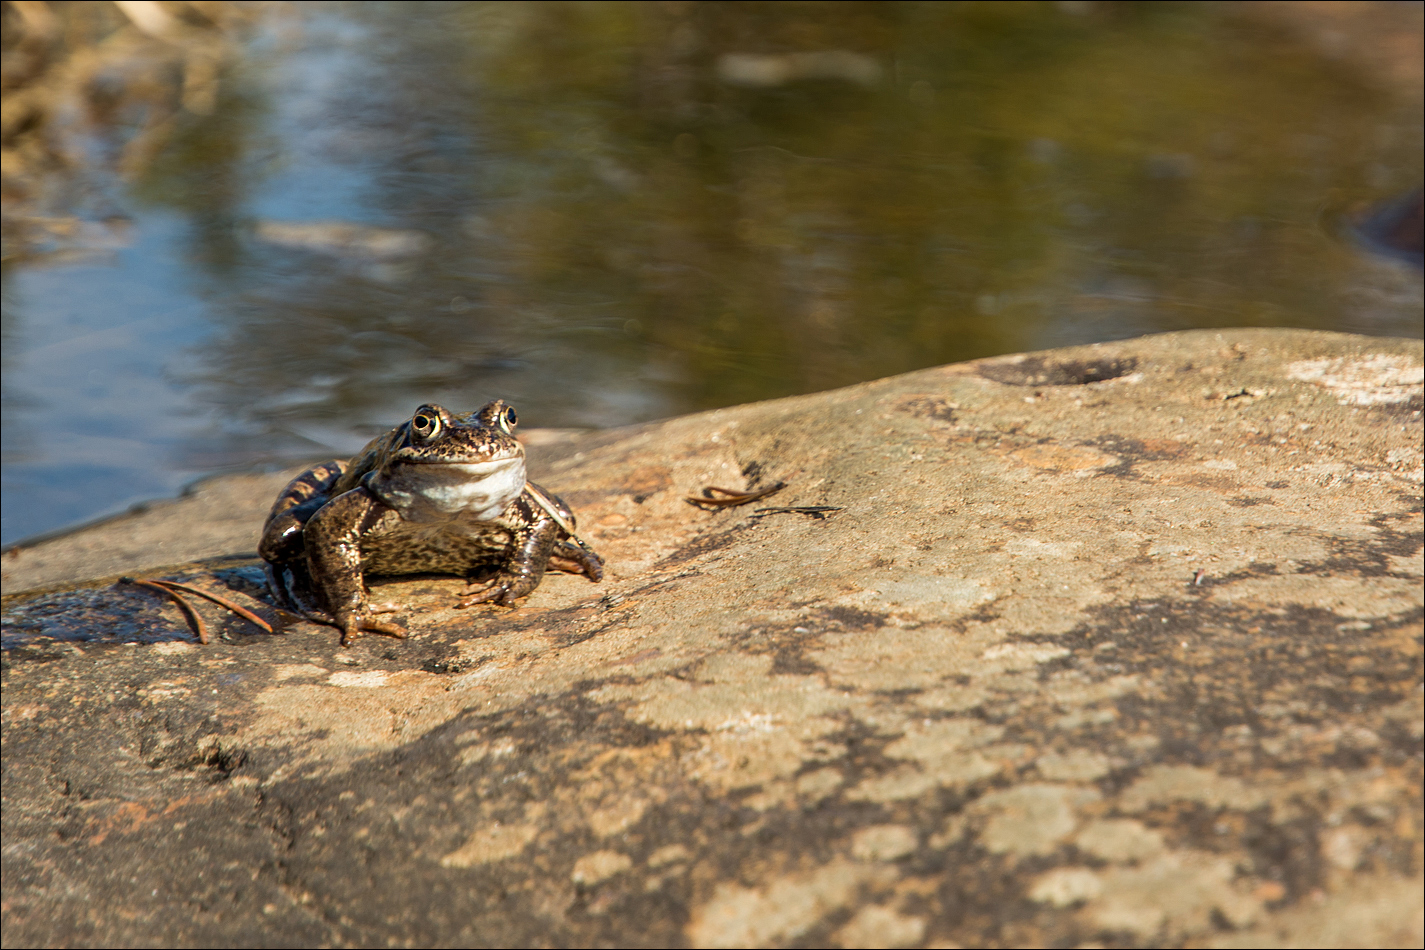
[{"x1": 2, "y1": 329, "x2": 1421, "y2": 948}]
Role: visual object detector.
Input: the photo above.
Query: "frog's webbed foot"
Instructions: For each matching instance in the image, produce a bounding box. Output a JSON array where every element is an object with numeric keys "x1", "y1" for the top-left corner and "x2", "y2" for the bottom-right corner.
[
  {"x1": 547, "y1": 537, "x2": 605, "y2": 582},
  {"x1": 455, "y1": 574, "x2": 538, "y2": 609}
]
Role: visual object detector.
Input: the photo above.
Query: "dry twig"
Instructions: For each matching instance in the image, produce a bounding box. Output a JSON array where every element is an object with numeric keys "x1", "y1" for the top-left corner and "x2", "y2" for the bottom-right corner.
[
  {"x1": 147, "y1": 579, "x2": 275, "y2": 633},
  {"x1": 751, "y1": 506, "x2": 843, "y2": 519},
  {"x1": 119, "y1": 576, "x2": 277, "y2": 643},
  {"x1": 685, "y1": 481, "x2": 786, "y2": 509},
  {"x1": 121, "y1": 577, "x2": 209, "y2": 643}
]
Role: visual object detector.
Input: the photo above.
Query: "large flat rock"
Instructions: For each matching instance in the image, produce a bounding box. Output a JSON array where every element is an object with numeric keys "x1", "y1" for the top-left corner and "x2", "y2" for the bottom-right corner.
[{"x1": 3, "y1": 329, "x2": 1421, "y2": 948}]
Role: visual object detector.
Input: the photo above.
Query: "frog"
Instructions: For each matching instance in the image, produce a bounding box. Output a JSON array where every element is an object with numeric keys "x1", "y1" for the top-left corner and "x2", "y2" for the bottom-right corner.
[{"x1": 259, "y1": 400, "x2": 603, "y2": 645}]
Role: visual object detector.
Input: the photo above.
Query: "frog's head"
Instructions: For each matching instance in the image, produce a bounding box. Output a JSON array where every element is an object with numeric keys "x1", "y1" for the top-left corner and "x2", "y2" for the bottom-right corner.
[{"x1": 367, "y1": 401, "x2": 527, "y2": 520}]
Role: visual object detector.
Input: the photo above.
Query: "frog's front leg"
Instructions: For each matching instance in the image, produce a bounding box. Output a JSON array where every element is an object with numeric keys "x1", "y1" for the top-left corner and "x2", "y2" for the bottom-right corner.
[
  {"x1": 303, "y1": 487, "x2": 409, "y2": 646},
  {"x1": 457, "y1": 516, "x2": 561, "y2": 608}
]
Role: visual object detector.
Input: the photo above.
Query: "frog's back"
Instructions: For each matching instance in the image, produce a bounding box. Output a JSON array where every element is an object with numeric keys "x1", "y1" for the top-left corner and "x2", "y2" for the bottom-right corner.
[
  {"x1": 263, "y1": 424, "x2": 401, "y2": 529},
  {"x1": 331, "y1": 425, "x2": 407, "y2": 495}
]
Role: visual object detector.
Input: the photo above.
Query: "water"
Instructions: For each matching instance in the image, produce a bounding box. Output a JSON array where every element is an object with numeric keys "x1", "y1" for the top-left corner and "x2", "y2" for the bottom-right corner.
[{"x1": 2, "y1": 1, "x2": 1421, "y2": 546}]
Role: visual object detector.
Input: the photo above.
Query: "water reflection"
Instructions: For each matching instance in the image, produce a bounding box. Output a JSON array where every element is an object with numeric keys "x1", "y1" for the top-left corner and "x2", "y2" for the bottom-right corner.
[{"x1": 2, "y1": 1, "x2": 1421, "y2": 544}]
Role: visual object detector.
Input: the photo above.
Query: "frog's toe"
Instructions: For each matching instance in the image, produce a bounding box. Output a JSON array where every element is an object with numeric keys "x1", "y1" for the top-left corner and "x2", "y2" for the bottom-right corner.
[
  {"x1": 548, "y1": 553, "x2": 602, "y2": 580},
  {"x1": 454, "y1": 584, "x2": 508, "y2": 608},
  {"x1": 338, "y1": 615, "x2": 408, "y2": 646},
  {"x1": 364, "y1": 618, "x2": 408, "y2": 639},
  {"x1": 366, "y1": 601, "x2": 405, "y2": 615}
]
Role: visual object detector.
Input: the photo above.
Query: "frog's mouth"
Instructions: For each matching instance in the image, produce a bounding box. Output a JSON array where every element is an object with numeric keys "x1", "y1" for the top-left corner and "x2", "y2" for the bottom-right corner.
[
  {"x1": 409, "y1": 458, "x2": 522, "y2": 474},
  {"x1": 398, "y1": 449, "x2": 522, "y2": 466},
  {"x1": 367, "y1": 457, "x2": 526, "y2": 522}
]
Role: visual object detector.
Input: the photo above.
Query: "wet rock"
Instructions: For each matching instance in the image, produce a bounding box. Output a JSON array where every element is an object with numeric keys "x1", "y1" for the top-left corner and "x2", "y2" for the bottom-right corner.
[{"x1": 2, "y1": 329, "x2": 1421, "y2": 948}]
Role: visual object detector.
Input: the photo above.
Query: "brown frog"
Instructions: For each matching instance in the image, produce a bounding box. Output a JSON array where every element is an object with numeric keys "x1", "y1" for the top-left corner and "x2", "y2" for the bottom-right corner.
[{"x1": 259, "y1": 401, "x2": 603, "y2": 645}]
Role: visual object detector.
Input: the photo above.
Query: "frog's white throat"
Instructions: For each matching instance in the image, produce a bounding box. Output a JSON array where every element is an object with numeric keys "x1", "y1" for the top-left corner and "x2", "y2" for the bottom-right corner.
[{"x1": 364, "y1": 457, "x2": 526, "y2": 523}]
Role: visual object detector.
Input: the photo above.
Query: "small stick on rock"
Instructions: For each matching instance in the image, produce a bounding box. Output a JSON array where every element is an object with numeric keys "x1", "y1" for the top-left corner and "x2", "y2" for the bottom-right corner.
[
  {"x1": 147, "y1": 579, "x2": 276, "y2": 633},
  {"x1": 751, "y1": 505, "x2": 843, "y2": 519},
  {"x1": 121, "y1": 577, "x2": 209, "y2": 644},
  {"x1": 686, "y1": 481, "x2": 786, "y2": 509}
]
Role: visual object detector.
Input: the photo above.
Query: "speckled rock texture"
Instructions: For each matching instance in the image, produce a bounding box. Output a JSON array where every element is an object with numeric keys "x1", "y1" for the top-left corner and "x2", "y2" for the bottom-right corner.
[{"x1": 3, "y1": 329, "x2": 1421, "y2": 949}]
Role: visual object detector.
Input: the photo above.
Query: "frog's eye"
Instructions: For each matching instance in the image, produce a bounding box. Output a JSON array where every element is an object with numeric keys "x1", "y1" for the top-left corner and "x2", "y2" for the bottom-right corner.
[
  {"x1": 499, "y1": 406, "x2": 518, "y2": 434},
  {"x1": 412, "y1": 411, "x2": 441, "y2": 440}
]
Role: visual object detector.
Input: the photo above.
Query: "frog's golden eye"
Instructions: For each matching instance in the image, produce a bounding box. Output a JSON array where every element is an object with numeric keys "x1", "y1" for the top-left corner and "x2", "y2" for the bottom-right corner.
[
  {"x1": 499, "y1": 406, "x2": 517, "y2": 434},
  {"x1": 412, "y1": 411, "x2": 441, "y2": 440}
]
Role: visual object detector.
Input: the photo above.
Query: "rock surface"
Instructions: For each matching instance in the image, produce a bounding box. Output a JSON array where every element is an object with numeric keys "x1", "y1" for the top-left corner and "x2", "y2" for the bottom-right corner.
[{"x1": 2, "y1": 329, "x2": 1421, "y2": 948}]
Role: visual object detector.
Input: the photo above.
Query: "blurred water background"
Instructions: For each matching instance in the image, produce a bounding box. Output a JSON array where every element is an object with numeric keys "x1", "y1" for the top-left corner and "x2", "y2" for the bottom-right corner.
[{"x1": 2, "y1": 0, "x2": 1421, "y2": 547}]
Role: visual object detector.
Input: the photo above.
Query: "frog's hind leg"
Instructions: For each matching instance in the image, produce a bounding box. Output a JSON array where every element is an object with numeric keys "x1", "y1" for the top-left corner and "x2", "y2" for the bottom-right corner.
[
  {"x1": 265, "y1": 560, "x2": 330, "y2": 623},
  {"x1": 259, "y1": 460, "x2": 349, "y2": 563}
]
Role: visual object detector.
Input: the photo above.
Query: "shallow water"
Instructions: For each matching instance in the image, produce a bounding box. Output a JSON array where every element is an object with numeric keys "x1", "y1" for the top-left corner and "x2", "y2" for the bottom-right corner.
[{"x1": 2, "y1": 1, "x2": 1421, "y2": 546}]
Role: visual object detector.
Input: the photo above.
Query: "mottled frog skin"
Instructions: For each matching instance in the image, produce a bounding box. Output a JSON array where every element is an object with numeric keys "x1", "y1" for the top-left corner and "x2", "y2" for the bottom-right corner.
[{"x1": 260, "y1": 401, "x2": 603, "y2": 645}]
